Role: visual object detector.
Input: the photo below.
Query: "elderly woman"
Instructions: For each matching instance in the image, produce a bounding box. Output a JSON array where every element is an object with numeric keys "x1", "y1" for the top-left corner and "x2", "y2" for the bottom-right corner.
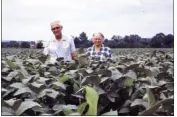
[{"x1": 86, "y1": 32, "x2": 112, "y2": 61}]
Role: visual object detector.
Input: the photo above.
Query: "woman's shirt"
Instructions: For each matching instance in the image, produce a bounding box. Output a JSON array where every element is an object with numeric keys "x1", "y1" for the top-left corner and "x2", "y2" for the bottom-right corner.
[{"x1": 86, "y1": 44, "x2": 112, "y2": 61}]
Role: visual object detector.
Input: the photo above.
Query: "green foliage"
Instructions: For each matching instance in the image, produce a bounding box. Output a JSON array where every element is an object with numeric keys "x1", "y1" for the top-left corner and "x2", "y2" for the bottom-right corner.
[
  {"x1": 7, "y1": 60, "x2": 17, "y2": 69},
  {"x1": 59, "y1": 75, "x2": 71, "y2": 83},
  {"x1": 36, "y1": 40, "x2": 44, "y2": 49},
  {"x1": 85, "y1": 86, "x2": 99, "y2": 115},
  {"x1": 77, "y1": 102, "x2": 87, "y2": 115},
  {"x1": 1, "y1": 48, "x2": 174, "y2": 116}
]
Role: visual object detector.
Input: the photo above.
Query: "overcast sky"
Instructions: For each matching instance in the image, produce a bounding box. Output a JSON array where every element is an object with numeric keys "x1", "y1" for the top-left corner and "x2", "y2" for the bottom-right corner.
[{"x1": 2, "y1": 0, "x2": 173, "y2": 41}]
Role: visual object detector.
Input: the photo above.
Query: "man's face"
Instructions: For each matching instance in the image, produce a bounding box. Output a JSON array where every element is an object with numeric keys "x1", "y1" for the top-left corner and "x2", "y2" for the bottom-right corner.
[
  {"x1": 51, "y1": 23, "x2": 62, "y2": 36},
  {"x1": 92, "y1": 34, "x2": 104, "y2": 46}
]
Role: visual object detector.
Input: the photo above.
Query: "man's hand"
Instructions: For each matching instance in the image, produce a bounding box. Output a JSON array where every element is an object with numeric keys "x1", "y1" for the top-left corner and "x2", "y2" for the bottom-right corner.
[{"x1": 71, "y1": 52, "x2": 77, "y2": 60}]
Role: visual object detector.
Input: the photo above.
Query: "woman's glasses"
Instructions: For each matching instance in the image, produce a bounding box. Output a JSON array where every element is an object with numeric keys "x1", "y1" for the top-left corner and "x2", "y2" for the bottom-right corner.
[{"x1": 93, "y1": 38, "x2": 102, "y2": 40}]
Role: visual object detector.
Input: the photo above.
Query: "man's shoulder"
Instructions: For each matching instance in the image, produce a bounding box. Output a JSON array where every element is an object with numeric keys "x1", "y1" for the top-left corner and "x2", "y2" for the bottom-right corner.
[
  {"x1": 63, "y1": 35, "x2": 74, "y2": 41},
  {"x1": 44, "y1": 38, "x2": 55, "y2": 47}
]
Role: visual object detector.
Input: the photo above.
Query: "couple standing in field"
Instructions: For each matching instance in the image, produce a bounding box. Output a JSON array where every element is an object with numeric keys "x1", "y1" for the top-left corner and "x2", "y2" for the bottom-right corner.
[{"x1": 43, "y1": 20, "x2": 112, "y2": 63}]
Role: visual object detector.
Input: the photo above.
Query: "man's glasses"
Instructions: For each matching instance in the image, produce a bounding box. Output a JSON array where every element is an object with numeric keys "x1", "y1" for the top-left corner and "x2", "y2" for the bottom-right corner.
[{"x1": 51, "y1": 27, "x2": 61, "y2": 31}]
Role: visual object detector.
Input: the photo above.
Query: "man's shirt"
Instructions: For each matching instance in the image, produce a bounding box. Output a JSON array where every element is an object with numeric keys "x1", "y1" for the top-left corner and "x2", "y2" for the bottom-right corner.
[
  {"x1": 43, "y1": 35, "x2": 76, "y2": 62},
  {"x1": 86, "y1": 44, "x2": 112, "y2": 61}
]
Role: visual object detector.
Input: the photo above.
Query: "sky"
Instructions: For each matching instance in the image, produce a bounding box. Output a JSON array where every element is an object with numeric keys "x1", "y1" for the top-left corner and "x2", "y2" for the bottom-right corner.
[{"x1": 2, "y1": 0, "x2": 173, "y2": 41}]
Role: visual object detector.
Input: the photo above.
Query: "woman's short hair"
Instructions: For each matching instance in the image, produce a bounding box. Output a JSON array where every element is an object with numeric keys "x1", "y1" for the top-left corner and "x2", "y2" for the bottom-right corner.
[{"x1": 92, "y1": 32, "x2": 104, "y2": 39}]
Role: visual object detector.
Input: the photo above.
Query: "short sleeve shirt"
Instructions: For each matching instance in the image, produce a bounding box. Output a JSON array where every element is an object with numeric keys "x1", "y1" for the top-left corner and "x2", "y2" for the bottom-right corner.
[{"x1": 43, "y1": 35, "x2": 76, "y2": 62}]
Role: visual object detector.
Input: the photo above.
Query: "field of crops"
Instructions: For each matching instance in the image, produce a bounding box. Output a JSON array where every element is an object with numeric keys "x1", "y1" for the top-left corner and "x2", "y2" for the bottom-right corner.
[{"x1": 1, "y1": 48, "x2": 174, "y2": 116}]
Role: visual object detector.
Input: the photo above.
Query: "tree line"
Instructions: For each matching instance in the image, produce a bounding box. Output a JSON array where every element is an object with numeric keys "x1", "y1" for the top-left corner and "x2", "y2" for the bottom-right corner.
[
  {"x1": 74, "y1": 32, "x2": 173, "y2": 48},
  {"x1": 2, "y1": 32, "x2": 173, "y2": 48}
]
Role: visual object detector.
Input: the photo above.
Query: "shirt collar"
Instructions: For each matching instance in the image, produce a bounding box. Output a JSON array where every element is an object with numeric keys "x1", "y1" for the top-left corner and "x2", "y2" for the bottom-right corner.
[
  {"x1": 53, "y1": 35, "x2": 67, "y2": 43},
  {"x1": 91, "y1": 44, "x2": 104, "y2": 51}
]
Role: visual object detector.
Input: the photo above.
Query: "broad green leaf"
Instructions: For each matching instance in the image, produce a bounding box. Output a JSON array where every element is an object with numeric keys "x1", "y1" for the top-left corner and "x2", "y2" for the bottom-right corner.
[
  {"x1": 2, "y1": 112, "x2": 14, "y2": 115},
  {"x1": 63, "y1": 109, "x2": 74, "y2": 115},
  {"x1": 95, "y1": 87, "x2": 106, "y2": 95},
  {"x1": 2, "y1": 89, "x2": 16, "y2": 99},
  {"x1": 7, "y1": 71, "x2": 18, "y2": 78},
  {"x1": 52, "y1": 81, "x2": 66, "y2": 90},
  {"x1": 19, "y1": 66, "x2": 29, "y2": 77},
  {"x1": 48, "y1": 66, "x2": 59, "y2": 75},
  {"x1": 53, "y1": 104, "x2": 77, "y2": 114},
  {"x1": 69, "y1": 112, "x2": 81, "y2": 115},
  {"x1": 2, "y1": 106, "x2": 15, "y2": 115},
  {"x1": 130, "y1": 99, "x2": 148, "y2": 108},
  {"x1": 100, "y1": 77, "x2": 109, "y2": 83},
  {"x1": 143, "y1": 93, "x2": 148, "y2": 101},
  {"x1": 31, "y1": 82, "x2": 45, "y2": 89},
  {"x1": 59, "y1": 75, "x2": 70, "y2": 83},
  {"x1": 27, "y1": 59, "x2": 39, "y2": 64},
  {"x1": 37, "y1": 77, "x2": 50, "y2": 84},
  {"x1": 102, "y1": 109, "x2": 118, "y2": 115},
  {"x1": 119, "y1": 107, "x2": 129, "y2": 114},
  {"x1": 124, "y1": 78, "x2": 135, "y2": 87},
  {"x1": 109, "y1": 67, "x2": 122, "y2": 80},
  {"x1": 2, "y1": 68, "x2": 11, "y2": 75},
  {"x1": 81, "y1": 75, "x2": 101, "y2": 86},
  {"x1": 150, "y1": 67, "x2": 160, "y2": 77},
  {"x1": 147, "y1": 88, "x2": 156, "y2": 108},
  {"x1": 78, "y1": 55, "x2": 89, "y2": 66},
  {"x1": 22, "y1": 76, "x2": 34, "y2": 84},
  {"x1": 13, "y1": 87, "x2": 32, "y2": 96},
  {"x1": 2, "y1": 88, "x2": 8, "y2": 93},
  {"x1": 98, "y1": 69, "x2": 112, "y2": 77},
  {"x1": 85, "y1": 86, "x2": 99, "y2": 116},
  {"x1": 7, "y1": 60, "x2": 16, "y2": 69},
  {"x1": 16, "y1": 101, "x2": 41, "y2": 115},
  {"x1": 38, "y1": 89, "x2": 59, "y2": 99},
  {"x1": 40, "y1": 113, "x2": 52, "y2": 116},
  {"x1": 139, "y1": 98, "x2": 173, "y2": 116},
  {"x1": 38, "y1": 54, "x2": 50, "y2": 63},
  {"x1": 73, "y1": 83, "x2": 80, "y2": 93},
  {"x1": 4, "y1": 99, "x2": 22, "y2": 111},
  {"x1": 10, "y1": 82, "x2": 26, "y2": 89},
  {"x1": 124, "y1": 70, "x2": 137, "y2": 79},
  {"x1": 77, "y1": 48, "x2": 85, "y2": 54},
  {"x1": 77, "y1": 102, "x2": 87, "y2": 115}
]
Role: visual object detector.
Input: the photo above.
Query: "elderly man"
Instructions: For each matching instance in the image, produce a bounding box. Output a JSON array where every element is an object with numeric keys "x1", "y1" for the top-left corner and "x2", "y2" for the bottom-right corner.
[
  {"x1": 43, "y1": 21, "x2": 77, "y2": 63},
  {"x1": 86, "y1": 32, "x2": 112, "y2": 61}
]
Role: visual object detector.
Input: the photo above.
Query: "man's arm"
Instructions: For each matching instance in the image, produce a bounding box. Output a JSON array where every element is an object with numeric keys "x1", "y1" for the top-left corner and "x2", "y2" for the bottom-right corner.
[
  {"x1": 70, "y1": 38, "x2": 77, "y2": 60},
  {"x1": 43, "y1": 47, "x2": 49, "y2": 55},
  {"x1": 43, "y1": 41, "x2": 51, "y2": 55}
]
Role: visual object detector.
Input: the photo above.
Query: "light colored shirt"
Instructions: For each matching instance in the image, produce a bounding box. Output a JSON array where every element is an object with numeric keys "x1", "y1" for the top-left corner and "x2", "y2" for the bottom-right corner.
[{"x1": 43, "y1": 35, "x2": 76, "y2": 63}]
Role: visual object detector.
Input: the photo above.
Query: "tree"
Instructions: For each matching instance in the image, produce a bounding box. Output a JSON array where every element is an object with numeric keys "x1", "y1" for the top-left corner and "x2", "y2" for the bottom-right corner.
[
  {"x1": 76, "y1": 32, "x2": 90, "y2": 48},
  {"x1": 79, "y1": 32, "x2": 88, "y2": 42},
  {"x1": 164, "y1": 34, "x2": 174, "y2": 48},
  {"x1": 21, "y1": 41, "x2": 30, "y2": 48},
  {"x1": 36, "y1": 40, "x2": 44, "y2": 48},
  {"x1": 9, "y1": 41, "x2": 19, "y2": 48},
  {"x1": 74, "y1": 37, "x2": 82, "y2": 48},
  {"x1": 150, "y1": 33, "x2": 166, "y2": 48},
  {"x1": 111, "y1": 35, "x2": 122, "y2": 42}
]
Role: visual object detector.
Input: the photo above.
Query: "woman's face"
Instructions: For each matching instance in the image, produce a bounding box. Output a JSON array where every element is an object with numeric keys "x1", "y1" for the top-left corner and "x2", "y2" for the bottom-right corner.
[{"x1": 92, "y1": 33, "x2": 104, "y2": 46}]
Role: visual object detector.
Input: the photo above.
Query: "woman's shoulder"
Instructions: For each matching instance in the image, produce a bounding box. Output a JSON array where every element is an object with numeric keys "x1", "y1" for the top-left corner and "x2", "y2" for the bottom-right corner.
[
  {"x1": 87, "y1": 46, "x2": 93, "y2": 51},
  {"x1": 102, "y1": 46, "x2": 111, "y2": 51}
]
